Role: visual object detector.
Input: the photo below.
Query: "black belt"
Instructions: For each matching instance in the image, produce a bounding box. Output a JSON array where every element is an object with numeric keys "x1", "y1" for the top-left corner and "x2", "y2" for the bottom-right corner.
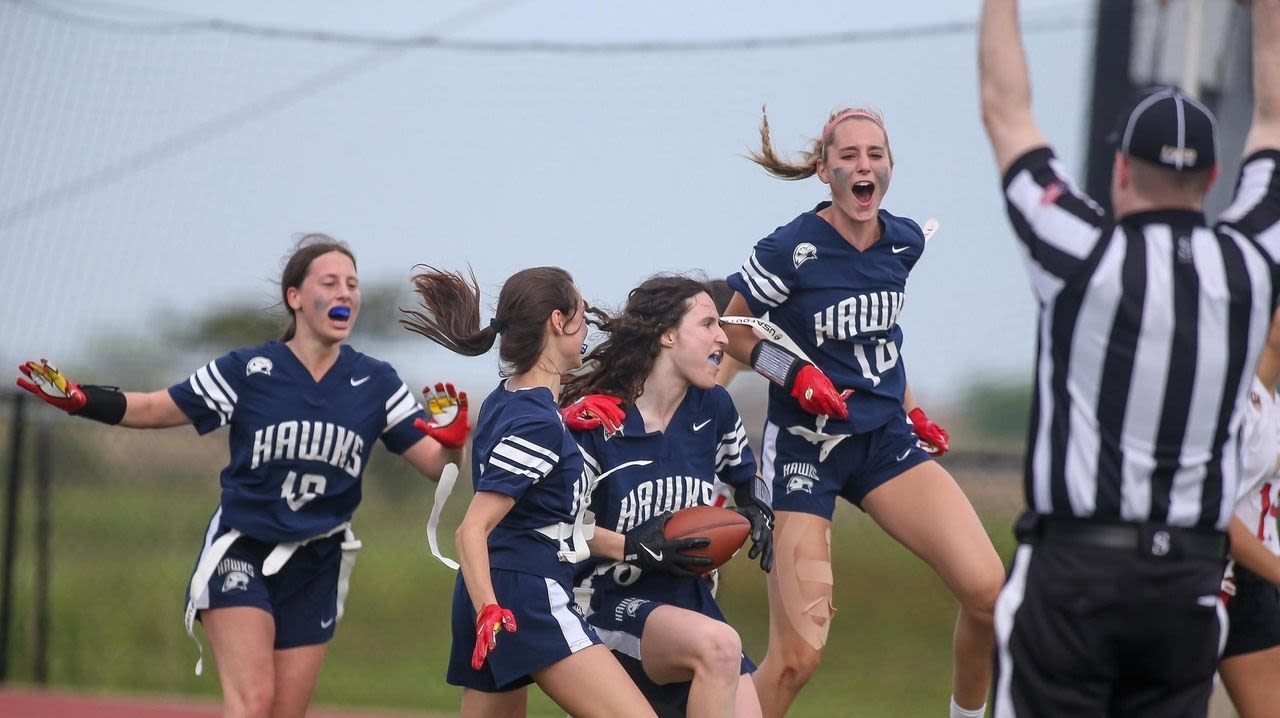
[{"x1": 1016, "y1": 513, "x2": 1228, "y2": 561}]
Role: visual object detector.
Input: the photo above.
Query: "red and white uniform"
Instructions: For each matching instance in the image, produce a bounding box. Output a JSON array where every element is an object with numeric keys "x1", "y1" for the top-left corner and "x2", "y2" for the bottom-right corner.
[{"x1": 1224, "y1": 376, "x2": 1280, "y2": 598}]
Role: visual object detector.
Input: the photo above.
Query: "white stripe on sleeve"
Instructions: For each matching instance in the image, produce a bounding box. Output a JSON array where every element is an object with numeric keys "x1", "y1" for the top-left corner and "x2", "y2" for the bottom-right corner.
[
  {"x1": 190, "y1": 362, "x2": 234, "y2": 425},
  {"x1": 1007, "y1": 170, "x2": 1103, "y2": 262},
  {"x1": 491, "y1": 436, "x2": 559, "y2": 481},
  {"x1": 715, "y1": 421, "x2": 749, "y2": 472},
  {"x1": 207, "y1": 361, "x2": 237, "y2": 405},
  {"x1": 741, "y1": 252, "x2": 789, "y2": 307},
  {"x1": 487, "y1": 455, "x2": 542, "y2": 480},
  {"x1": 384, "y1": 383, "x2": 420, "y2": 433}
]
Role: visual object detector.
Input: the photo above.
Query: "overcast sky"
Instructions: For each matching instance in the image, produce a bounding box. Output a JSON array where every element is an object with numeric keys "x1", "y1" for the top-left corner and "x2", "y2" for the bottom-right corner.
[{"x1": 0, "y1": 0, "x2": 1096, "y2": 407}]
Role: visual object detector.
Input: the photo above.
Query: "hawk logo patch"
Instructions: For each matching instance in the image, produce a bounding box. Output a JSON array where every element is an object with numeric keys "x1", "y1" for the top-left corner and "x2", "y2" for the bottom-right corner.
[
  {"x1": 783, "y1": 461, "x2": 819, "y2": 494},
  {"x1": 217, "y1": 557, "x2": 256, "y2": 592},
  {"x1": 221, "y1": 571, "x2": 251, "y2": 592},
  {"x1": 246, "y1": 356, "x2": 273, "y2": 377},
  {"x1": 793, "y1": 243, "x2": 818, "y2": 269},
  {"x1": 615, "y1": 597, "x2": 650, "y2": 623}
]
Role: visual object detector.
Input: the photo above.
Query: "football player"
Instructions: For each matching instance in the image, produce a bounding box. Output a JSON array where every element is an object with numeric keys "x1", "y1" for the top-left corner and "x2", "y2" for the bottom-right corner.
[{"x1": 18, "y1": 234, "x2": 468, "y2": 718}]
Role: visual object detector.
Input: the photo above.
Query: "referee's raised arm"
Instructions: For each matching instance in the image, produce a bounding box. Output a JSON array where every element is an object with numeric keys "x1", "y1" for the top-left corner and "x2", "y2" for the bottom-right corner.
[
  {"x1": 977, "y1": 0, "x2": 1047, "y2": 175},
  {"x1": 1245, "y1": 0, "x2": 1280, "y2": 158}
]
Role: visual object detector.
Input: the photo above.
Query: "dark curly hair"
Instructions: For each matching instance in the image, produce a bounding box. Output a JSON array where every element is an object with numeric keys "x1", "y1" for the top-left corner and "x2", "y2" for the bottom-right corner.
[{"x1": 562, "y1": 274, "x2": 712, "y2": 406}]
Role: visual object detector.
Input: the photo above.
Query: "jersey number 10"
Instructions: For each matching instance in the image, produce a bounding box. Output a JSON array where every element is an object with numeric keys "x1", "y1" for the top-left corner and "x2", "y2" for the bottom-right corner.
[
  {"x1": 852, "y1": 338, "x2": 899, "y2": 387},
  {"x1": 282, "y1": 471, "x2": 328, "y2": 511}
]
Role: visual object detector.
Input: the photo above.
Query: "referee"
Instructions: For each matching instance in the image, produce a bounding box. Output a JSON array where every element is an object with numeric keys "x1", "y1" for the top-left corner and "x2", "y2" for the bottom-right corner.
[{"x1": 979, "y1": 0, "x2": 1280, "y2": 716}]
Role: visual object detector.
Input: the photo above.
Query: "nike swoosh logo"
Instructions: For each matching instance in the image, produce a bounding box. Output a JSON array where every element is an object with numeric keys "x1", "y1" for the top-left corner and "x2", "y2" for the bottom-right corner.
[
  {"x1": 350, "y1": 376, "x2": 370, "y2": 386},
  {"x1": 692, "y1": 419, "x2": 711, "y2": 432},
  {"x1": 320, "y1": 617, "x2": 335, "y2": 628},
  {"x1": 896, "y1": 448, "x2": 912, "y2": 461},
  {"x1": 892, "y1": 245, "x2": 909, "y2": 254},
  {"x1": 639, "y1": 543, "x2": 663, "y2": 562}
]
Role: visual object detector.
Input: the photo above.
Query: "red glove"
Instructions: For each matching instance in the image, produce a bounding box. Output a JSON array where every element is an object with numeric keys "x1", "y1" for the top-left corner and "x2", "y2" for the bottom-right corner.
[
  {"x1": 471, "y1": 603, "x2": 518, "y2": 670},
  {"x1": 561, "y1": 394, "x2": 625, "y2": 435},
  {"x1": 413, "y1": 382, "x2": 469, "y2": 449},
  {"x1": 17, "y1": 359, "x2": 88, "y2": 413},
  {"x1": 790, "y1": 365, "x2": 851, "y2": 419},
  {"x1": 908, "y1": 407, "x2": 949, "y2": 457}
]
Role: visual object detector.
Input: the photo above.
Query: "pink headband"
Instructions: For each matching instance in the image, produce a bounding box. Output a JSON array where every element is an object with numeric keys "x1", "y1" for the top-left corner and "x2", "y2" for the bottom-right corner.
[{"x1": 821, "y1": 110, "x2": 887, "y2": 144}]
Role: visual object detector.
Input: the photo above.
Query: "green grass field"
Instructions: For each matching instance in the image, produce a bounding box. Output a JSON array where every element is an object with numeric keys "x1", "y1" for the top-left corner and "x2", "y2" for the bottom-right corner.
[{"x1": 0, "y1": 421, "x2": 1022, "y2": 717}]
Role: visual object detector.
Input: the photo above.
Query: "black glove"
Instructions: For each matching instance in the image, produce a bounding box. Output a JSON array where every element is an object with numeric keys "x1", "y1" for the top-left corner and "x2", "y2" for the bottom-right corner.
[
  {"x1": 623, "y1": 511, "x2": 712, "y2": 578},
  {"x1": 734, "y1": 476, "x2": 774, "y2": 573}
]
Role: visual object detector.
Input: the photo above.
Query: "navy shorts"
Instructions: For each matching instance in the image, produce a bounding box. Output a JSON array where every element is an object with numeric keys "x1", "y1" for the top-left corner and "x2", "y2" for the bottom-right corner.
[
  {"x1": 1223, "y1": 566, "x2": 1280, "y2": 658},
  {"x1": 447, "y1": 569, "x2": 600, "y2": 692},
  {"x1": 192, "y1": 532, "x2": 341, "y2": 649},
  {"x1": 586, "y1": 579, "x2": 754, "y2": 716},
  {"x1": 588, "y1": 588, "x2": 756, "y2": 675},
  {"x1": 766, "y1": 409, "x2": 932, "y2": 518}
]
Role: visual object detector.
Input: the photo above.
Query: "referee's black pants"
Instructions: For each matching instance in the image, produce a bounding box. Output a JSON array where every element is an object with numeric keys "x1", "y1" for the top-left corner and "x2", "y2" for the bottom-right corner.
[{"x1": 993, "y1": 516, "x2": 1228, "y2": 717}]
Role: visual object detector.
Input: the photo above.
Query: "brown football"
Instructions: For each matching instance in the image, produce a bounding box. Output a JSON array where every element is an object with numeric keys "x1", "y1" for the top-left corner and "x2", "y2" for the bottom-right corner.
[{"x1": 663, "y1": 505, "x2": 751, "y2": 573}]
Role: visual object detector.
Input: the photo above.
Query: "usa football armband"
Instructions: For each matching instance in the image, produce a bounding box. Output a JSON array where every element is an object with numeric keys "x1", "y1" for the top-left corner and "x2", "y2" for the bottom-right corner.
[{"x1": 750, "y1": 339, "x2": 806, "y2": 388}]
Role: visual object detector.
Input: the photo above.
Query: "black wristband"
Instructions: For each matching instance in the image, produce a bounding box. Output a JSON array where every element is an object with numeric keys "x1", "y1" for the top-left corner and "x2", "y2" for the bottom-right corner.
[
  {"x1": 76, "y1": 385, "x2": 127, "y2": 425},
  {"x1": 749, "y1": 340, "x2": 807, "y2": 389}
]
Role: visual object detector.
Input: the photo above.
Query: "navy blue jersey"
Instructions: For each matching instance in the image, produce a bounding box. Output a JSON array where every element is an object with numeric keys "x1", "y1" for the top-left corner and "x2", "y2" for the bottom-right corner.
[
  {"x1": 728, "y1": 203, "x2": 924, "y2": 434},
  {"x1": 471, "y1": 381, "x2": 588, "y2": 579},
  {"x1": 572, "y1": 386, "x2": 756, "y2": 598},
  {"x1": 168, "y1": 342, "x2": 425, "y2": 543}
]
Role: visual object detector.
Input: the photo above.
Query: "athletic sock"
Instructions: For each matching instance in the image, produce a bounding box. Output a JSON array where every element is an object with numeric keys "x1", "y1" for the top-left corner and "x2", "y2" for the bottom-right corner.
[{"x1": 950, "y1": 695, "x2": 986, "y2": 718}]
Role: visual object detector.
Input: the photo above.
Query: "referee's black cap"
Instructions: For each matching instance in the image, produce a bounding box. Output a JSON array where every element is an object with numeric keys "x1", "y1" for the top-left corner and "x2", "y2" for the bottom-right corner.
[{"x1": 1109, "y1": 85, "x2": 1218, "y2": 172}]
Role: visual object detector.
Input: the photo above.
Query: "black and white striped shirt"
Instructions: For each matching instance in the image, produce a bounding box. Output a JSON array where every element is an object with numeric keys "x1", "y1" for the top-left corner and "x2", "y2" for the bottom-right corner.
[{"x1": 1003, "y1": 148, "x2": 1280, "y2": 531}]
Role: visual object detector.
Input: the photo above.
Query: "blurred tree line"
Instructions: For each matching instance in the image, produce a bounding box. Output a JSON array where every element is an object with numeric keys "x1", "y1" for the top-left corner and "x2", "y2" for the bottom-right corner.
[
  {"x1": 84, "y1": 283, "x2": 1035, "y2": 450},
  {"x1": 78, "y1": 279, "x2": 418, "y2": 389}
]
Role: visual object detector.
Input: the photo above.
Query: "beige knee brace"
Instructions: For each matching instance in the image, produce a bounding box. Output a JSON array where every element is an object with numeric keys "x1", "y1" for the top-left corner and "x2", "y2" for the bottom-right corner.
[{"x1": 775, "y1": 525, "x2": 836, "y2": 651}]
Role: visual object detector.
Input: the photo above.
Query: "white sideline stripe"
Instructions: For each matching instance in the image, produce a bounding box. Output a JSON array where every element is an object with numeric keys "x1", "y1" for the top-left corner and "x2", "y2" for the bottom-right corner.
[
  {"x1": 545, "y1": 578, "x2": 595, "y2": 652},
  {"x1": 1217, "y1": 593, "x2": 1230, "y2": 657},
  {"x1": 994, "y1": 544, "x2": 1032, "y2": 718},
  {"x1": 191, "y1": 508, "x2": 224, "y2": 610},
  {"x1": 760, "y1": 422, "x2": 780, "y2": 490},
  {"x1": 593, "y1": 625, "x2": 642, "y2": 660}
]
